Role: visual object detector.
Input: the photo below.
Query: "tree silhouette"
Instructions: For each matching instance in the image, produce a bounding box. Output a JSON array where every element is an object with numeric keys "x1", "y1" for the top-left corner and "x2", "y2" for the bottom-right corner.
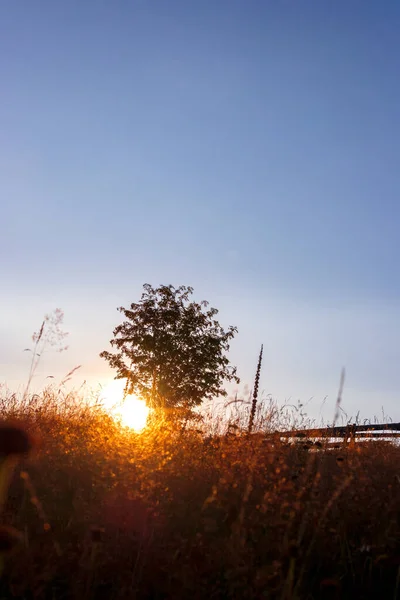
[{"x1": 101, "y1": 284, "x2": 239, "y2": 411}]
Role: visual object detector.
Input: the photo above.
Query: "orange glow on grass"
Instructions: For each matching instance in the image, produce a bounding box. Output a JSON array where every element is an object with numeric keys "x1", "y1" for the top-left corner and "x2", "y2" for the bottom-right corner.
[{"x1": 99, "y1": 380, "x2": 150, "y2": 431}]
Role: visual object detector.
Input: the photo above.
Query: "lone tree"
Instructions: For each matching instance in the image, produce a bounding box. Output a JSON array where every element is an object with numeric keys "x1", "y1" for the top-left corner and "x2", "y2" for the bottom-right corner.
[{"x1": 100, "y1": 284, "x2": 239, "y2": 411}]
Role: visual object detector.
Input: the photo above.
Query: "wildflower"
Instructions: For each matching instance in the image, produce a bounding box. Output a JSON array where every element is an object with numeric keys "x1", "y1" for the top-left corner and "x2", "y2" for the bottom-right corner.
[
  {"x1": 319, "y1": 578, "x2": 341, "y2": 598},
  {"x1": 90, "y1": 526, "x2": 105, "y2": 543},
  {"x1": 0, "y1": 425, "x2": 33, "y2": 457},
  {"x1": 0, "y1": 526, "x2": 23, "y2": 553},
  {"x1": 287, "y1": 541, "x2": 299, "y2": 559}
]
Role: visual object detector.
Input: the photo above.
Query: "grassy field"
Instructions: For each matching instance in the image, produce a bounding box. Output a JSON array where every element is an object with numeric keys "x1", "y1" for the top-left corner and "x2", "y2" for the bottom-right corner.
[{"x1": 0, "y1": 388, "x2": 399, "y2": 599}]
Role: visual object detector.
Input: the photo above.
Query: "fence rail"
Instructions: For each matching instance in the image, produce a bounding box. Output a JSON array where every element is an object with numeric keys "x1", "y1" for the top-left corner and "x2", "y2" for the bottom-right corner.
[{"x1": 277, "y1": 422, "x2": 400, "y2": 441}]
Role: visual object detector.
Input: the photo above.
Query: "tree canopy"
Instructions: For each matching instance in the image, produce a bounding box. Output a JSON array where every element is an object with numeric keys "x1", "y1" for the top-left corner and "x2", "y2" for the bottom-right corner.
[{"x1": 100, "y1": 284, "x2": 239, "y2": 411}]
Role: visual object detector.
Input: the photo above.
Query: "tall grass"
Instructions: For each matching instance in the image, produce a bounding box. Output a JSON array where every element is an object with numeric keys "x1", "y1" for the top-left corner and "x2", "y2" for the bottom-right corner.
[{"x1": 0, "y1": 385, "x2": 400, "y2": 599}]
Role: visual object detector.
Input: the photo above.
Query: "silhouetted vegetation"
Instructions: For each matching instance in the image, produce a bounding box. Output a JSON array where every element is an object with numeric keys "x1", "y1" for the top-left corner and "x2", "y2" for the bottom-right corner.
[
  {"x1": 0, "y1": 386, "x2": 400, "y2": 599},
  {"x1": 101, "y1": 284, "x2": 239, "y2": 412},
  {"x1": 248, "y1": 344, "x2": 263, "y2": 434}
]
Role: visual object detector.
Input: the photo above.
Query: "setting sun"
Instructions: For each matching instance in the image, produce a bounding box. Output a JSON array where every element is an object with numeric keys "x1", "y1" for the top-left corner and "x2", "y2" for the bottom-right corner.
[{"x1": 99, "y1": 380, "x2": 150, "y2": 431}]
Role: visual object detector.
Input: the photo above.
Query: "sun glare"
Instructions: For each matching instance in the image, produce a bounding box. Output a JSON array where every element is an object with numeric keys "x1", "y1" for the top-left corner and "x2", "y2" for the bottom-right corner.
[{"x1": 99, "y1": 380, "x2": 150, "y2": 431}]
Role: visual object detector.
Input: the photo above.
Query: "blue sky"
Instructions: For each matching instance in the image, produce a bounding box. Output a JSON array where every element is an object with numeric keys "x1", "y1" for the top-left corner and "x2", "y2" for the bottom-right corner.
[{"x1": 1, "y1": 1, "x2": 399, "y2": 422}]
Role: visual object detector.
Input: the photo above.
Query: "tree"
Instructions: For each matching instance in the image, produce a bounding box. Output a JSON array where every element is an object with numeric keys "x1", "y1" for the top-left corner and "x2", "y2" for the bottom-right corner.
[{"x1": 100, "y1": 284, "x2": 239, "y2": 411}]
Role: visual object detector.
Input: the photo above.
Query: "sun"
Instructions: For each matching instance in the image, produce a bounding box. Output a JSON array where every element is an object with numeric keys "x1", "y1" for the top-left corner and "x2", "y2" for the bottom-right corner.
[{"x1": 99, "y1": 380, "x2": 150, "y2": 431}]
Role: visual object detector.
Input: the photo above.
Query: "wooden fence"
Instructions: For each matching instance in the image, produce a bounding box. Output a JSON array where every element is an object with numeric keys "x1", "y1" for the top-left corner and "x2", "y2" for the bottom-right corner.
[{"x1": 277, "y1": 422, "x2": 400, "y2": 445}]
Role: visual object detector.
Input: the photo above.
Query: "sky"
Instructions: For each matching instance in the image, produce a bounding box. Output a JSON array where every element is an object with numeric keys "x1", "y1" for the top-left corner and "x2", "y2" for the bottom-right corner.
[{"x1": 1, "y1": 0, "x2": 399, "y2": 423}]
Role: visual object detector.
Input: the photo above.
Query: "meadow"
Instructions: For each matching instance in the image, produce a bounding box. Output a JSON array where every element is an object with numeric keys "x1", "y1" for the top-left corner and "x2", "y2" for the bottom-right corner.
[{"x1": 0, "y1": 386, "x2": 399, "y2": 599}]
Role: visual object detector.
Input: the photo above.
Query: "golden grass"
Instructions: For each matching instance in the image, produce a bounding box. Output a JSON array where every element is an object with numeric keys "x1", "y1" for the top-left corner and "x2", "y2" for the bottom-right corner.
[{"x1": 0, "y1": 387, "x2": 399, "y2": 599}]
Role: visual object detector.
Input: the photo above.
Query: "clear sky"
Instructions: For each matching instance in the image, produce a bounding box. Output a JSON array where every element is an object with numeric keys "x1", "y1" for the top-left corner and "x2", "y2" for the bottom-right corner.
[{"x1": 1, "y1": 1, "x2": 399, "y2": 422}]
